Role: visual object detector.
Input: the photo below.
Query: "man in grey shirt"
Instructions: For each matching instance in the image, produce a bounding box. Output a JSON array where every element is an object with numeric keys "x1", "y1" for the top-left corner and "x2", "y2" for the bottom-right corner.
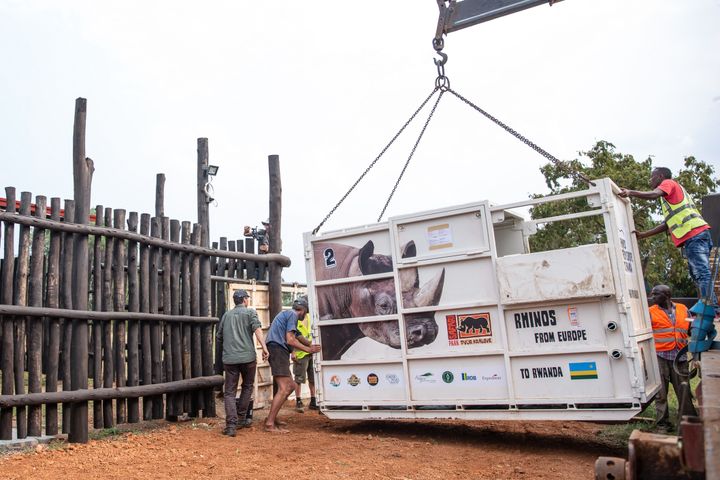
[{"x1": 217, "y1": 289, "x2": 269, "y2": 437}]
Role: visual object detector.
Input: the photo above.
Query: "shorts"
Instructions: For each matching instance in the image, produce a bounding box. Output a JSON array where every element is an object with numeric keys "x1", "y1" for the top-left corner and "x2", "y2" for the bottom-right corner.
[
  {"x1": 267, "y1": 343, "x2": 291, "y2": 377},
  {"x1": 293, "y1": 355, "x2": 315, "y2": 385}
]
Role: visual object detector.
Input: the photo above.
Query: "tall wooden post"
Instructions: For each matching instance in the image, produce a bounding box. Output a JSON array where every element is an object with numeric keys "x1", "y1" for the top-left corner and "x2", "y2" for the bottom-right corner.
[
  {"x1": 70, "y1": 97, "x2": 94, "y2": 443},
  {"x1": 197, "y1": 138, "x2": 210, "y2": 249},
  {"x1": 0, "y1": 187, "x2": 16, "y2": 440},
  {"x1": 196, "y1": 138, "x2": 215, "y2": 416},
  {"x1": 155, "y1": 173, "x2": 165, "y2": 218},
  {"x1": 268, "y1": 154, "x2": 283, "y2": 322}
]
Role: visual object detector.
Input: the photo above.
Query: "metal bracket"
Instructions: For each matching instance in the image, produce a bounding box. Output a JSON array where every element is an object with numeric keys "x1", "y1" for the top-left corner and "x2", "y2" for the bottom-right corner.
[{"x1": 439, "y1": 0, "x2": 565, "y2": 35}]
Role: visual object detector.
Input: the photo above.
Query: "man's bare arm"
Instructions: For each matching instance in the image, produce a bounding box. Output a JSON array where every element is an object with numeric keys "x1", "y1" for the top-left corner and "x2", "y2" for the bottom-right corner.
[
  {"x1": 254, "y1": 327, "x2": 269, "y2": 361},
  {"x1": 285, "y1": 331, "x2": 320, "y2": 354},
  {"x1": 618, "y1": 188, "x2": 665, "y2": 200},
  {"x1": 634, "y1": 223, "x2": 668, "y2": 239}
]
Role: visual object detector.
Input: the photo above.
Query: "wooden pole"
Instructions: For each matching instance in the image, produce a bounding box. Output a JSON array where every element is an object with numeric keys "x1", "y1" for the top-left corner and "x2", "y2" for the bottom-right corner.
[
  {"x1": 70, "y1": 97, "x2": 93, "y2": 443},
  {"x1": 170, "y1": 220, "x2": 183, "y2": 416},
  {"x1": 197, "y1": 138, "x2": 210, "y2": 250},
  {"x1": 162, "y1": 217, "x2": 173, "y2": 418},
  {"x1": 196, "y1": 139, "x2": 215, "y2": 416},
  {"x1": 0, "y1": 187, "x2": 16, "y2": 440},
  {"x1": 190, "y1": 224, "x2": 202, "y2": 416},
  {"x1": 0, "y1": 305, "x2": 217, "y2": 324},
  {"x1": 139, "y1": 214, "x2": 152, "y2": 420},
  {"x1": 91, "y1": 205, "x2": 104, "y2": 429},
  {"x1": 150, "y1": 217, "x2": 163, "y2": 419},
  {"x1": 226, "y1": 241, "x2": 236, "y2": 279},
  {"x1": 236, "y1": 239, "x2": 245, "y2": 279},
  {"x1": 181, "y1": 221, "x2": 192, "y2": 414},
  {"x1": 13, "y1": 191, "x2": 32, "y2": 439},
  {"x1": 200, "y1": 252, "x2": 214, "y2": 416},
  {"x1": 102, "y1": 208, "x2": 114, "y2": 427},
  {"x1": 0, "y1": 376, "x2": 225, "y2": 408},
  {"x1": 27, "y1": 195, "x2": 47, "y2": 436},
  {"x1": 268, "y1": 154, "x2": 283, "y2": 322},
  {"x1": 155, "y1": 173, "x2": 165, "y2": 218},
  {"x1": 45, "y1": 197, "x2": 62, "y2": 435},
  {"x1": 244, "y1": 238, "x2": 256, "y2": 280},
  {"x1": 113, "y1": 209, "x2": 127, "y2": 424},
  {"x1": 60, "y1": 199, "x2": 75, "y2": 434},
  {"x1": 126, "y1": 212, "x2": 140, "y2": 423},
  {"x1": 0, "y1": 212, "x2": 290, "y2": 267}
]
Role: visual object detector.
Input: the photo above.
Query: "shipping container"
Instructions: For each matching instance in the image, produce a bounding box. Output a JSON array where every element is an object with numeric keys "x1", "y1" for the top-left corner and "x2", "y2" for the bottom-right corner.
[{"x1": 303, "y1": 178, "x2": 661, "y2": 421}]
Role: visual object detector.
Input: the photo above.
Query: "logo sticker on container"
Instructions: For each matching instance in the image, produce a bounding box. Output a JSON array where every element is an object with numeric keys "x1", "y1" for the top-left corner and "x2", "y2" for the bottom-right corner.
[
  {"x1": 569, "y1": 362, "x2": 598, "y2": 380},
  {"x1": 442, "y1": 371, "x2": 454, "y2": 383},
  {"x1": 330, "y1": 375, "x2": 340, "y2": 387},
  {"x1": 427, "y1": 223, "x2": 453, "y2": 250},
  {"x1": 386, "y1": 374, "x2": 400, "y2": 384},
  {"x1": 348, "y1": 374, "x2": 361, "y2": 386},
  {"x1": 568, "y1": 306, "x2": 579, "y2": 327},
  {"x1": 415, "y1": 372, "x2": 436, "y2": 383},
  {"x1": 367, "y1": 373, "x2": 379, "y2": 386},
  {"x1": 461, "y1": 373, "x2": 477, "y2": 381},
  {"x1": 446, "y1": 313, "x2": 493, "y2": 346}
]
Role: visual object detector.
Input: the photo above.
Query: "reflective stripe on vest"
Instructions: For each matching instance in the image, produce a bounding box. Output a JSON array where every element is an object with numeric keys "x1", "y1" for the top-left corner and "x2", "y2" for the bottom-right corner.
[
  {"x1": 649, "y1": 303, "x2": 691, "y2": 352},
  {"x1": 660, "y1": 185, "x2": 708, "y2": 241}
]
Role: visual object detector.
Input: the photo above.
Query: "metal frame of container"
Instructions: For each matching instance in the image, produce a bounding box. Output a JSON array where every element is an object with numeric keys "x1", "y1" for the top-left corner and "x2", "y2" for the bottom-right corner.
[{"x1": 303, "y1": 178, "x2": 661, "y2": 421}]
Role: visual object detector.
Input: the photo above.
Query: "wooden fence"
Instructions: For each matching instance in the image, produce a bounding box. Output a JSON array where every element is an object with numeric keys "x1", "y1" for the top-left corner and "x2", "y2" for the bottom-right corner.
[
  {"x1": 0, "y1": 189, "x2": 289, "y2": 442},
  {"x1": 0, "y1": 98, "x2": 290, "y2": 444}
]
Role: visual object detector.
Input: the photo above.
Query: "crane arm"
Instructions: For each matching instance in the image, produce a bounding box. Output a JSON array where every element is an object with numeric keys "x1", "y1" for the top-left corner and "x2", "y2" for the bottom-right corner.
[{"x1": 435, "y1": 0, "x2": 563, "y2": 39}]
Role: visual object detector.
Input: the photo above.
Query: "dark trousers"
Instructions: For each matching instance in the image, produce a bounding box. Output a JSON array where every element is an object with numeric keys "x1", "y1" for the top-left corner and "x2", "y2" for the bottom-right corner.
[
  {"x1": 655, "y1": 356, "x2": 698, "y2": 425},
  {"x1": 223, "y1": 361, "x2": 256, "y2": 426}
]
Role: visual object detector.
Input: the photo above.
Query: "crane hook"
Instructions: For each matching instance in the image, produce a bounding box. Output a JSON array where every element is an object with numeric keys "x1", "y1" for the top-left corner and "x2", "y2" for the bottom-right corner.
[{"x1": 434, "y1": 51, "x2": 448, "y2": 80}]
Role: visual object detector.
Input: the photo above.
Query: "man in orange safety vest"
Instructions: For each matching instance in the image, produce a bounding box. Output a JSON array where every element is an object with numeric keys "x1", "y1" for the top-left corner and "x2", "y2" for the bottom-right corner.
[{"x1": 648, "y1": 284, "x2": 698, "y2": 431}]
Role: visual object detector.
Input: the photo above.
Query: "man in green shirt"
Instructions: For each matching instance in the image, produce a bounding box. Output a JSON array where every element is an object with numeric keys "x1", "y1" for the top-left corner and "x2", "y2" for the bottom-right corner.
[{"x1": 217, "y1": 289, "x2": 269, "y2": 437}]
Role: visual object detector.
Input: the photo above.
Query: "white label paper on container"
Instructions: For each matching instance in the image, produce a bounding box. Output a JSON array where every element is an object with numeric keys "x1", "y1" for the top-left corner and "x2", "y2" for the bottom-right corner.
[{"x1": 427, "y1": 223, "x2": 453, "y2": 250}]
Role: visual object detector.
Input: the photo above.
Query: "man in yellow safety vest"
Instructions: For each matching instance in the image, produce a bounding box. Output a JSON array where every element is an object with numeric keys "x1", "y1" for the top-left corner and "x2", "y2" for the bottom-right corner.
[
  {"x1": 292, "y1": 305, "x2": 318, "y2": 412},
  {"x1": 619, "y1": 167, "x2": 716, "y2": 310},
  {"x1": 648, "y1": 284, "x2": 698, "y2": 431}
]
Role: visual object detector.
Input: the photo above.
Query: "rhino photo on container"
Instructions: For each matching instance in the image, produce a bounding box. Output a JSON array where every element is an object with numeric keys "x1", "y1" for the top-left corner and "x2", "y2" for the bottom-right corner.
[{"x1": 313, "y1": 240, "x2": 445, "y2": 360}]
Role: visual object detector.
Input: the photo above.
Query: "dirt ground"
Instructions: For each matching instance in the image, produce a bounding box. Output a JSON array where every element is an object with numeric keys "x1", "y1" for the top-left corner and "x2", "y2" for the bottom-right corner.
[{"x1": 1, "y1": 400, "x2": 622, "y2": 480}]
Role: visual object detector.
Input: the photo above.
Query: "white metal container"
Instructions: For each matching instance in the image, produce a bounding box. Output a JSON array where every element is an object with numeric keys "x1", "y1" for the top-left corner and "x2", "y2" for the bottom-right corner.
[{"x1": 304, "y1": 178, "x2": 661, "y2": 421}]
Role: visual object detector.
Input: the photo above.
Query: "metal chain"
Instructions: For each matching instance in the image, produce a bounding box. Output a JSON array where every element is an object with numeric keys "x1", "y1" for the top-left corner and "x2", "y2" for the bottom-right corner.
[
  {"x1": 312, "y1": 87, "x2": 440, "y2": 235},
  {"x1": 377, "y1": 89, "x2": 446, "y2": 222},
  {"x1": 447, "y1": 87, "x2": 594, "y2": 186}
]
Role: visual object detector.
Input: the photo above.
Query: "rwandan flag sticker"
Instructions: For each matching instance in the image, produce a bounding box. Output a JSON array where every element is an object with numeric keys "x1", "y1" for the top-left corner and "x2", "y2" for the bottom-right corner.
[{"x1": 569, "y1": 361, "x2": 598, "y2": 380}]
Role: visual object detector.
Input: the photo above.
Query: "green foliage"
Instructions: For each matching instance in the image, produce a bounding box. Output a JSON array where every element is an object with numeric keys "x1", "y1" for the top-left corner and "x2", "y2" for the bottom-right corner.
[{"x1": 529, "y1": 141, "x2": 719, "y2": 297}]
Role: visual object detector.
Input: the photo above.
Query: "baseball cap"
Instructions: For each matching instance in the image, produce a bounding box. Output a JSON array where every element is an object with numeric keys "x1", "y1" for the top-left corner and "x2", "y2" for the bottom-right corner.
[
  {"x1": 292, "y1": 297, "x2": 309, "y2": 311},
  {"x1": 233, "y1": 289, "x2": 250, "y2": 300}
]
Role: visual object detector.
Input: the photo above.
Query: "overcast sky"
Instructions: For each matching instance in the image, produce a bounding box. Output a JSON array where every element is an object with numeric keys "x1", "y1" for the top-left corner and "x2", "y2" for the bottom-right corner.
[{"x1": 1, "y1": 0, "x2": 718, "y2": 282}]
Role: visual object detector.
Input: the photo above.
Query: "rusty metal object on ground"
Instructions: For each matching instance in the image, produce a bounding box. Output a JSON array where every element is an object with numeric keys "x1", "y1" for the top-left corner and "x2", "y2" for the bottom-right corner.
[
  {"x1": 596, "y1": 430, "x2": 697, "y2": 480},
  {"x1": 595, "y1": 456, "x2": 627, "y2": 480},
  {"x1": 626, "y1": 430, "x2": 691, "y2": 480},
  {"x1": 680, "y1": 415, "x2": 705, "y2": 477}
]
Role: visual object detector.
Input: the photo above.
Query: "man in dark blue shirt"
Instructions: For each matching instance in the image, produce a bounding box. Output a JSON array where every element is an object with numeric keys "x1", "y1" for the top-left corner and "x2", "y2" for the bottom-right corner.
[{"x1": 264, "y1": 298, "x2": 320, "y2": 433}]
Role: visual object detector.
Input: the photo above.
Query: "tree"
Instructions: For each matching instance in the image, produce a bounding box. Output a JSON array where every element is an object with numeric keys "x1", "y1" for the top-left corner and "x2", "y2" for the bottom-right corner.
[{"x1": 529, "y1": 140, "x2": 719, "y2": 297}]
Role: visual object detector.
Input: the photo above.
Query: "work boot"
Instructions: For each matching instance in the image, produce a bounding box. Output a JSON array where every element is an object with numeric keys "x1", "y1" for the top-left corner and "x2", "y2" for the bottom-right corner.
[
  {"x1": 241, "y1": 417, "x2": 253, "y2": 428},
  {"x1": 308, "y1": 397, "x2": 319, "y2": 410},
  {"x1": 222, "y1": 425, "x2": 237, "y2": 437},
  {"x1": 295, "y1": 399, "x2": 305, "y2": 413}
]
